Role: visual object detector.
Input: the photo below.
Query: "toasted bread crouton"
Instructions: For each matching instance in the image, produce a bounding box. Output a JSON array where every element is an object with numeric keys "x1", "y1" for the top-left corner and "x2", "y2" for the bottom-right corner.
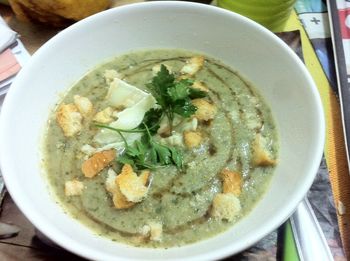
[
  {"x1": 183, "y1": 131, "x2": 202, "y2": 148},
  {"x1": 139, "y1": 170, "x2": 151, "y2": 184},
  {"x1": 252, "y1": 134, "x2": 276, "y2": 167},
  {"x1": 65, "y1": 179, "x2": 84, "y2": 196},
  {"x1": 149, "y1": 222, "x2": 163, "y2": 242},
  {"x1": 140, "y1": 225, "x2": 151, "y2": 236},
  {"x1": 105, "y1": 168, "x2": 118, "y2": 193},
  {"x1": 210, "y1": 193, "x2": 241, "y2": 221},
  {"x1": 105, "y1": 168, "x2": 135, "y2": 209},
  {"x1": 73, "y1": 95, "x2": 93, "y2": 117},
  {"x1": 116, "y1": 164, "x2": 150, "y2": 203},
  {"x1": 140, "y1": 222, "x2": 163, "y2": 241},
  {"x1": 112, "y1": 168, "x2": 150, "y2": 209},
  {"x1": 112, "y1": 185, "x2": 136, "y2": 209},
  {"x1": 180, "y1": 56, "x2": 205, "y2": 75},
  {"x1": 192, "y1": 81, "x2": 209, "y2": 93},
  {"x1": 81, "y1": 149, "x2": 116, "y2": 178},
  {"x1": 192, "y1": 99, "x2": 217, "y2": 121},
  {"x1": 93, "y1": 107, "x2": 114, "y2": 123},
  {"x1": 220, "y1": 169, "x2": 242, "y2": 196},
  {"x1": 56, "y1": 103, "x2": 83, "y2": 137}
]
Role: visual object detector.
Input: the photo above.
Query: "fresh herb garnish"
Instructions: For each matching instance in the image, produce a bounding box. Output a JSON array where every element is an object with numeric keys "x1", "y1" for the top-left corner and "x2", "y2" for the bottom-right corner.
[
  {"x1": 146, "y1": 65, "x2": 207, "y2": 130},
  {"x1": 95, "y1": 64, "x2": 207, "y2": 171},
  {"x1": 138, "y1": 108, "x2": 163, "y2": 135},
  {"x1": 97, "y1": 124, "x2": 182, "y2": 170}
]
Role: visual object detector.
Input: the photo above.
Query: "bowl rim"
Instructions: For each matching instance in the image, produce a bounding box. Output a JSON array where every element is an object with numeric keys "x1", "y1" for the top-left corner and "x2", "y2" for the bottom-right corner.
[{"x1": 0, "y1": 1, "x2": 325, "y2": 260}]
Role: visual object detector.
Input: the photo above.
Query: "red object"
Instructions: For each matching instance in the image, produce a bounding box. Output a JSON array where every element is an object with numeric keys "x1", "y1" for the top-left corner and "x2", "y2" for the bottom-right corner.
[
  {"x1": 338, "y1": 8, "x2": 350, "y2": 39},
  {"x1": 0, "y1": 48, "x2": 21, "y2": 82}
]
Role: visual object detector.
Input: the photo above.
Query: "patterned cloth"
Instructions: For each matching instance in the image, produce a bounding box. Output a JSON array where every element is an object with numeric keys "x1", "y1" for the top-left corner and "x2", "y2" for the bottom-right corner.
[
  {"x1": 231, "y1": 1, "x2": 349, "y2": 258},
  {"x1": 294, "y1": 0, "x2": 350, "y2": 258}
]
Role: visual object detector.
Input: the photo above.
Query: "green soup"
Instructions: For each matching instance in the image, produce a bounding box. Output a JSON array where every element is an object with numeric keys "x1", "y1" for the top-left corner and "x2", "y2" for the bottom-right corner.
[{"x1": 43, "y1": 49, "x2": 278, "y2": 248}]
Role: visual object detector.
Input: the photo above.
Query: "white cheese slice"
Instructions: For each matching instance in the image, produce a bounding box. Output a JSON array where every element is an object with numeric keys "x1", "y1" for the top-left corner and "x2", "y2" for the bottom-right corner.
[
  {"x1": 112, "y1": 94, "x2": 156, "y2": 130},
  {"x1": 94, "y1": 129, "x2": 142, "y2": 146},
  {"x1": 106, "y1": 77, "x2": 149, "y2": 108},
  {"x1": 95, "y1": 77, "x2": 157, "y2": 145},
  {"x1": 97, "y1": 133, "x2": 142, "y2": 152},
  {"x1": 94, "y1": 95, "x2": 156, "y2": 145}
]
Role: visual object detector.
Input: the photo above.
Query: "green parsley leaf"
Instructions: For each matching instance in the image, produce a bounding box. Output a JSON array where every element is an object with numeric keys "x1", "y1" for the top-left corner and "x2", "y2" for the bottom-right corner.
[
  {"x1": 135, "y1": 140, "x2": 146, "y2": 155},
  {"x1": 146, "y1": 65, "x2": 174, "y2": 107},
  {"x1": 173, "y1": 99, "x2": 197, "y2": 118},
  {"x1": 148, "y1": 146, "x2": 158, "y2": 165},
  {"x1": 189, "y1": 87, "x2": 207, "y2": 99},
  {"x1": 96, "y1": 63, "x2": 209, "y2": 171},
  {"x1": 167, "y1": 79, "x2": 193, "y2": 102},
  {"x1": 146, "y1": 64, "x2": 207, "y2": 128},
  {"x1": 139, "y1": 108, "x2": 163, "y2": 135},
  {"x1": 125, "y1": 145, "x2": 140, "y2": 157},
  {"x1": 170, "y1": 147, "x2": 183, "y2": 169},
  {"x1": 117, "y1": 154, "x2": 136, "y2": 167},
  {"x1": 152, "y1": 142, "x2": 172, "y2": 165},
  {"x1": 96, "y1": 124, "x2": 183, "y2": 171}
]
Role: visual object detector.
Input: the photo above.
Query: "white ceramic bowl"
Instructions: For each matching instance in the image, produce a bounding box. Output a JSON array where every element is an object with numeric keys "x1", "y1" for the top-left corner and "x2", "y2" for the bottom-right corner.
[{"x1": 0, "y1": 2, "x2": 324, "y2": 260}]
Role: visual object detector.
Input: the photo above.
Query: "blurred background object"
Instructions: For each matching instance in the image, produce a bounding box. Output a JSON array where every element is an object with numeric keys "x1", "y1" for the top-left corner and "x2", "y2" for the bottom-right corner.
[
  {"x1": 6, "y1": 0, "x2": 110, "y2": 27},
  {"x1": 217, "y1": 0, "x2": 297, "y2": 31}
]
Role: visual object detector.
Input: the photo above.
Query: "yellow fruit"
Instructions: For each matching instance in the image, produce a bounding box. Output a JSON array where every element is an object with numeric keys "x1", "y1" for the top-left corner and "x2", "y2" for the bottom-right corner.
[{"x1": 9, "y1": 0, "x2": 110, "y2": 27}]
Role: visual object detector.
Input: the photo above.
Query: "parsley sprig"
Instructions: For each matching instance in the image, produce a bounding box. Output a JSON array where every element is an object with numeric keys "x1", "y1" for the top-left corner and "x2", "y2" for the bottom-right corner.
[
  {"x1": 96, "y1": 64, "x2": 207, "y2": 171},
  {"x1": 146, "y1": 65, "x2": 206, "y2": 131},
  {"x1": 96, "y1": 123, "x2": 182, "y2": 170}
]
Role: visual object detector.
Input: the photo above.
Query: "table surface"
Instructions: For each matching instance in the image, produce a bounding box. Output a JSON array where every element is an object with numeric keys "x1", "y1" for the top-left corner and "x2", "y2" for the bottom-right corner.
[{"x1": 0, "y1": 4, "x2": 75, "y2": 260}]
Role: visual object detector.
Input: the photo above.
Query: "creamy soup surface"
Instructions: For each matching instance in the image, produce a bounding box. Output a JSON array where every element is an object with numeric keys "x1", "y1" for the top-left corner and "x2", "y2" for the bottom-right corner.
[{"x1": 44, "y1": 49, "x2": 278, "y2": 248}]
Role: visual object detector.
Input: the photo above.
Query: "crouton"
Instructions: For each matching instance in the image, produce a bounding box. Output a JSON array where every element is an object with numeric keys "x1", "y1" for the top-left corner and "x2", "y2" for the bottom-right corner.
[
  {"x1": 112, "y1": 186, "x2": 136, "y2": 209},
  {"x1": 109, "y1": 167, "x2": 150, "y2": 209},
  {"x1": 220, "y1": 169, "x2": 242, "y2": 196},
  {"x1": 81, "y1": 149, "x2": 116, "y2": 178},
  {"x1": 116, "y1": 164, "x2": 150, "y2": 203},
  {"x1": 93, "y1": 107, "x2": 114, "y2": 123},
  {"x1": 140, "y1": 225, "x2": 151, "y2": 236},
  {"x1": 140, "y1": 222, "x2": 163, "y2": 242},
  {"x1": 183, "y1": 131, "x2": 202, "y2": 148},
  {"x1": 56, "y1": 103, "x2": 83, "y2": 137},
  {"x1": 251, "y1": 134, "x2": 276, "y2": 167},
  {"x1": 73, "y1": 95, "x2": 93, "y2": 117},
  {"x1": 105, "y1": 168, "x2": 135, "y2": 209},
  {"x1": 105, "y1": 168, "x2": 117, "y2": 193},
  {"x1": 139, "y1": 170, "x2": 151, "y2": 184},
  {"x1": 210, "y1": 193, "x2": 241, "y2": 221},
  {"x1": 180, "y1": 56, "x2": 205, "y2": 75},
  {"x1": 65, "y1": 179, "x2": 84, "y2": 196},
  {"x1": 192, "y1": 81, "x2": 209, "y2": 93},
  {"x1": 192, "y1": 99, "x2": 217, "y2": 121},
  {"x1": 149, "y1": 222, "x2": 163, "y2": 242}
]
